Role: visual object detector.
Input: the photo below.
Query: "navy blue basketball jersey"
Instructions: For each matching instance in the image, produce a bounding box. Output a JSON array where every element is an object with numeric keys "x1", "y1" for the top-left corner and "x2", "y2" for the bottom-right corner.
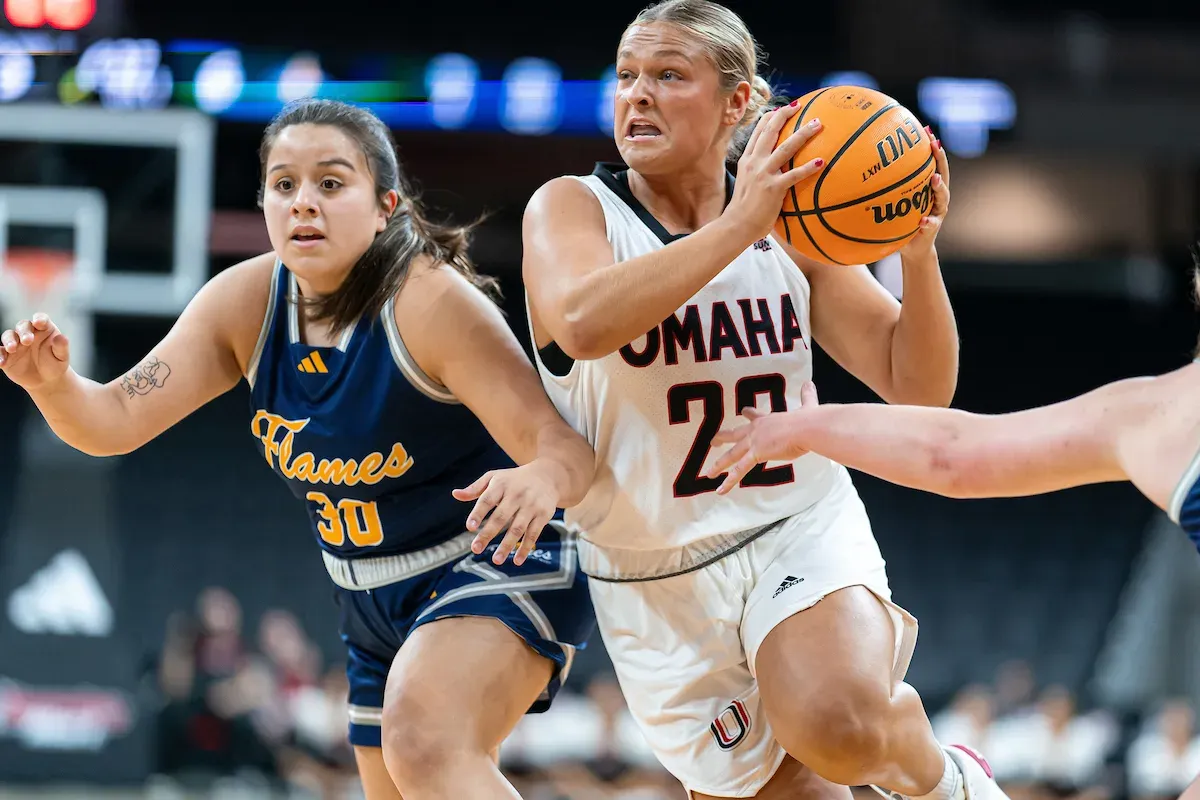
[
  {"x1": 1171, "y1": 448, "x2": 1200, "y2": 555},
  {"x1": 247, "y1": 260, "x2": 515, "y2": 558}
]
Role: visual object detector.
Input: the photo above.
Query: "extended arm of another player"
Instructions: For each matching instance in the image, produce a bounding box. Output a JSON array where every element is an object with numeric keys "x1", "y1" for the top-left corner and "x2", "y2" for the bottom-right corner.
[
  {"x1": 22, "y1": 256, "x2": 271, "y2": 456},
  {"x1": 792, "y1": 400, "x2": 1124, "y2": 498},
  {"x1": 522, "y1": 177, "x2": 758, "y2": 360},
  {"x1": 396, "y1": 262, "x2": 596, "y2": 506},
  {"x1": 716, "y1": 379, "x2": 1151, "y2": 500}
]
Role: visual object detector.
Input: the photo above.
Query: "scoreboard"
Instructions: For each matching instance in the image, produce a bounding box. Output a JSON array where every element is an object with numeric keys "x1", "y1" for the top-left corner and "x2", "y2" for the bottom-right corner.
[{"x1": 2, "y1": 0, "x2": 120, "y2": 34}]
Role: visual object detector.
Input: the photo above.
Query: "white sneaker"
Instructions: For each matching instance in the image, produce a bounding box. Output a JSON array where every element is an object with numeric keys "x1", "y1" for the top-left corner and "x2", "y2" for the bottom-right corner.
[
  {"x1": 944, "y1": 744, "x2": 1010, "y2": 800},
  {"x1": 869, "y1": 745, "x2": 1009, "y2": 800}
]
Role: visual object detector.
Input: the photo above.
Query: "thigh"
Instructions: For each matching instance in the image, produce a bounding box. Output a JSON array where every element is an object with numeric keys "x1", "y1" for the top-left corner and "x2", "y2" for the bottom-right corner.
[
  {"x1": 355, "y1": 746, "x2": 402, "y2": 800},
  {"x1": 693, "y1": 756, "x2": 852, "y2": 800},
  {"x1": 740, "y1": 472, "x2": 916, "y2": 682},
  {"x1": 739, "y1": 479, "x2": 920, "y2": 748},
  {"x1": 589, "y1": 568, "x2": 785, "y2": 798},
  {"x1": 754, "y1": 584, "x2": 906, "y2": 737},
  {"x1": 386, "y1": 615, "x2": 554, "y2": 751},
  {"x1": 342, "y1": 519, "x2": 594, "y2": 750},
  {"x1": 409, "y1": 519, "x2": 596, "y2": 712}
]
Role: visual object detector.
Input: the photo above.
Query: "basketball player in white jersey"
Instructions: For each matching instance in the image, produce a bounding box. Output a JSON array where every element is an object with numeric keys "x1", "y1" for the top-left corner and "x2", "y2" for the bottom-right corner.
[{"x1": 518, "y1": 1, "x2": 1008, "y2": 799}]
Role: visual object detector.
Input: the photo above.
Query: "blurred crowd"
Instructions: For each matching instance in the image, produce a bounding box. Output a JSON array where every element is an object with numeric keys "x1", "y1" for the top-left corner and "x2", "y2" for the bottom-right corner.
[
  {"x1": 929, "y1": 662, "x2": 1199, "y2": 800},
  {"x1": 144, "y1": 589, "x2": 1200, "y2": 800},
  {"x1": 150, "y1": 587, "x2": 359, "y2": 799}
]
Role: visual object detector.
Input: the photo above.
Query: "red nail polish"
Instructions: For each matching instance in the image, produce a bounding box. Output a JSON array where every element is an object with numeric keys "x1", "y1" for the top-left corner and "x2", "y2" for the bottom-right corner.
[
  {"x1": 789, "y1": 99, "x2": 800, "y2": 107},
  {"x1": 813, "y1": 158, "x2": 824, "y2": 167}
]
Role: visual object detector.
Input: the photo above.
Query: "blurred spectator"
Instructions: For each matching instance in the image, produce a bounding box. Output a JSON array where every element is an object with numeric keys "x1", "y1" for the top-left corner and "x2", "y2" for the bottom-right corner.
[
  {"x1": 993, "y1": 660, "x2": 1037, "y2": 719},
  {"x1": 281, "y1": 665, "x2": 358, "y2": 799},
  {"x1": 1126, "y1": 699, "x2": 1200, "y2": 800},
  {"x1": 931, "y1": 684, "x2": 995, "y2": 753},
  {"x1": 987, "y1": 685, "x2": 1117, "y2": 796},
  {"x1": 194, "y1": 587, "x2": 248, "y2": 689},
  {"x1": 501, "y1": 674, "x2": 681, "y2": 799},
  {"x1": 152, "y1": 588, "x2": 279, "y2": 784}
]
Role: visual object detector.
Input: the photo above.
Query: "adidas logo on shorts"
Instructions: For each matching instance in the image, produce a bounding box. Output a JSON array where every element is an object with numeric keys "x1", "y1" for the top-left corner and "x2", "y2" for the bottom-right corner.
[{"x1": 772, "y1": 575, "x2": 803, "y2": 598}]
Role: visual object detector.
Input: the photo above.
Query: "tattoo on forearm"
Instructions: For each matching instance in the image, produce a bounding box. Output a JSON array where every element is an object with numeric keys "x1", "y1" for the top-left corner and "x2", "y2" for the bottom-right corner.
[{"x1": 121, "y1": 356, "x2": 172, "y2": 398}]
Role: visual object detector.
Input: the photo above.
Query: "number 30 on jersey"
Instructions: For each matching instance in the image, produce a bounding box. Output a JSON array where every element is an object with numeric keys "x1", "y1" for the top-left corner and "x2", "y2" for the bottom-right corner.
[{"x1": 306, "y1": 491, "x2": 385, "y2": 547}]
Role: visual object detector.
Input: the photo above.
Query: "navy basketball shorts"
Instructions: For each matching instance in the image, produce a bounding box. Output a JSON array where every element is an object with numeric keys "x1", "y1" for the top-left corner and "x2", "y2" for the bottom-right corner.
[{"x1": 329, "y1": 519, "x2": 595, "y2": 747}]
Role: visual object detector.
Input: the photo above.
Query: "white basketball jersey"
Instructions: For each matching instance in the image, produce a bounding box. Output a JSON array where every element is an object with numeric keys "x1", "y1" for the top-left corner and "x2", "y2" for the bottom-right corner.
[{"x1": 529, "y1": 165, "x2": 842, "y2": 552}]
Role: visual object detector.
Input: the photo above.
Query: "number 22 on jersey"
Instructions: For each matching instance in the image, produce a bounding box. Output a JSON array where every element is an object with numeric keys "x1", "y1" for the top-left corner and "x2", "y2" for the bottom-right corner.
[{"x1": 669, "y1": 373, "x2": 796, "y2": 498}]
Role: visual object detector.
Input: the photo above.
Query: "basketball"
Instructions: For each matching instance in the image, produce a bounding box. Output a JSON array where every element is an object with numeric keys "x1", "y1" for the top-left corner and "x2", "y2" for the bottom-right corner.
[{"x1": 772, "y1": 86, "x2": 937, "y2": 266}]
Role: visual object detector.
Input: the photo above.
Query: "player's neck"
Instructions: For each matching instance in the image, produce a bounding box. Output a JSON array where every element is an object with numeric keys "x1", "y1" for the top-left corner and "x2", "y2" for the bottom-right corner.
[
  {"x1": 291, "y1": 275, "x2": 346, "y2": 348},
  {"x1": 626, "y1": 160, "x2": 727, "y2": 234}
]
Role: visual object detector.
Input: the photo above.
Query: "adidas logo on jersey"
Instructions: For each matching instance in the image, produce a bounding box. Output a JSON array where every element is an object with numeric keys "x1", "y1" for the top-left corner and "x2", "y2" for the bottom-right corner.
[
  {"x1": 772, "y1": 575, "x2": 803, "y2": 598},
  {"x1": 297, "y1": 351, "x2": 328, "y2": 373},
  {"x1": 7, "y1": 550, "x2": 113, "y2": 637}
]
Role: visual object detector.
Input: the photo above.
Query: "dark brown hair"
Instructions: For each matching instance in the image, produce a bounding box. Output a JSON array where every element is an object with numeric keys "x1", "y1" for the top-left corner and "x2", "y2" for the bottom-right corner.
[
  {"x1": 1191, "y1": 241, "x2": 1200, "y2": 357},
  {"x1": 258, "y1": 99, "x2": 499, "y2": 334}
]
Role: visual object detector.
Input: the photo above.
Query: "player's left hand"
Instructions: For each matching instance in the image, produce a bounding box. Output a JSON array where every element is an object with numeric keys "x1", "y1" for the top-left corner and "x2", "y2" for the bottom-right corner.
[
  {"x1": 454, "y1": 462, "x2": 560, "y2": 566},
  {"x1": 897, "y1": 129, "x2": 949, "y2": 260},
  {"x1": 705, "y1": 381, "x2": 822, "y2": 494}
]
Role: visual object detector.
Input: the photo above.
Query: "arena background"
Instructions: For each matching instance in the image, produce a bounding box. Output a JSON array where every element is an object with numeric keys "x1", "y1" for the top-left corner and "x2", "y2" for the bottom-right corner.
[{"x1": 0, "y1": 0, "x2": 1199, "y2": 798}]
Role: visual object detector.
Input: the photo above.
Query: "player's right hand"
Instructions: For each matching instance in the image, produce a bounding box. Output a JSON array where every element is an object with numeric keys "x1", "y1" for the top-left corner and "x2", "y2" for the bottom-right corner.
[
  {"x1": 0, "y1": 313, "x2": 71, "y2": 391},
  {"x1": 726, "y1": 103, "x2": 825, "y2": 241}
]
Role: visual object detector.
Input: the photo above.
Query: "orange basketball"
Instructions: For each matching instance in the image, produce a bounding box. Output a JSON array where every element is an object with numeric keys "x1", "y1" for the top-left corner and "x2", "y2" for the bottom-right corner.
[{"x1": 772, "y1": 86, "x2": 936, "y2": 266}]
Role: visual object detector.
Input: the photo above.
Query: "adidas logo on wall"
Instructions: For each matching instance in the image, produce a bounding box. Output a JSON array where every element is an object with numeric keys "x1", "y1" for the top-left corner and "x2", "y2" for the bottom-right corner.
[{"x1": 7, "y1": 550, "x2": 113, "y2": 637}]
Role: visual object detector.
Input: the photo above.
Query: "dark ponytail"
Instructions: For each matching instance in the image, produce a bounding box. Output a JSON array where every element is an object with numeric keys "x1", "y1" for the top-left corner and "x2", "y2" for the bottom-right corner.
[{"x1": 258, "y1": 99, "x2": 499, "y2": 335}]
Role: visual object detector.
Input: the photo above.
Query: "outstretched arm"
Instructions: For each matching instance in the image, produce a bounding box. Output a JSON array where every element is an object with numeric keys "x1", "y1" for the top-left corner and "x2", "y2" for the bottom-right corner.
[
  {"x1": 0, "y1": 254, "x2": 274, "y2": 456},
  {"x1": 708, "y1": 379, "x2": 1147, "y2": 500},
  {"x1": 394, "y1": 258, "x2": 596, "y2": 566}
]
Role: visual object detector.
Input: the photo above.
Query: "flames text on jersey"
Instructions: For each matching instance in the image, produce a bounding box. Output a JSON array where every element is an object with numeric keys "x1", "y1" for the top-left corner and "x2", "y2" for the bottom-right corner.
[{"x1": 250, "y1": 410, "x2": 415, "y2": 486}]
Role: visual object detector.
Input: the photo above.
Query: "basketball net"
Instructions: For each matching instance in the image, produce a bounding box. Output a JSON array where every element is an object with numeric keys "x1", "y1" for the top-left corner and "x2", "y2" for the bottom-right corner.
[{"x1": 0, "y1": 247, "x2": 77, "y2": 351}]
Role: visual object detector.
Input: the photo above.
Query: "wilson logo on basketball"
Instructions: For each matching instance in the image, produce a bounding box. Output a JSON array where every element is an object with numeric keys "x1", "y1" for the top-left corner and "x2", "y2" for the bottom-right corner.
[
  {"x1": 862, "y1": 119, "x2": 924, "y2": 182},
  {"x1": 875, "y1": 118, "x2": 923, "y2": 169},
  {"x1": 710, "y1": 700, "x2": 752, "y2": 751},
  {"x1": 868, "y1": 183, "x2": 933, "y2": 225}
]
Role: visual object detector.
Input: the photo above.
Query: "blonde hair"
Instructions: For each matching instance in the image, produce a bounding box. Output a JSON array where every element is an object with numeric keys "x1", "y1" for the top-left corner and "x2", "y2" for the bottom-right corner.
[{"x1": 627, "y1": 0, "x2": 776, "y2": 161}]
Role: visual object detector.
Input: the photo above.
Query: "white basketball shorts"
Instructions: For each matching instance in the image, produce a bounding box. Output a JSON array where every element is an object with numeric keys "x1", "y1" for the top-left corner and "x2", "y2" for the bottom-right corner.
[{"x1": 584, "y1": 468, "x2": 919, "y2": 798}]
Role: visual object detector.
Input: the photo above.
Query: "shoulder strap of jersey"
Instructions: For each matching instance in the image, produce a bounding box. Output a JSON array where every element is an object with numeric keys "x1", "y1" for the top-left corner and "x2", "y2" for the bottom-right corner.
[{"x1": 247, "y1": 258, "x2": 286, "y2": 389}]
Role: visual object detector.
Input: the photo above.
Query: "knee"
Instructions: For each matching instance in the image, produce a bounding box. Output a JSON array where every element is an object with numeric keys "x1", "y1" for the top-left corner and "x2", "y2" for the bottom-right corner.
[
  {"x1": 380, "y1": 688, "x2": 466, "y2": 786},
  {"x1": 771, "y1": 680, "x2": 893, "y2": 783}
]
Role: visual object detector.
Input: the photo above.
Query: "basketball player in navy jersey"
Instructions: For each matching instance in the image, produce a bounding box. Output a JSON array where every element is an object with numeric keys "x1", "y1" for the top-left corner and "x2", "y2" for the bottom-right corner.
[
  {"x1": 706, "y1": 257, "x2": 1200, "y2": 557},
  {"x1": 0, "y1": 99, "x2": 596, "y2": 800}
]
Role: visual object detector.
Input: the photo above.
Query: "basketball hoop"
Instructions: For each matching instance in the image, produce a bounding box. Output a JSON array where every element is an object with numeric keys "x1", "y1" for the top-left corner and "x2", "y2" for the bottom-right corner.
[
  {"x1": 1, "y1": 247, "x2": 75, "y2": 301},
  {"x1": 0, "y1": 247, "x2": 75, "y2": 320},
  {"x1": 0, "y1": 247, "x2": 78, "y2": 365}
]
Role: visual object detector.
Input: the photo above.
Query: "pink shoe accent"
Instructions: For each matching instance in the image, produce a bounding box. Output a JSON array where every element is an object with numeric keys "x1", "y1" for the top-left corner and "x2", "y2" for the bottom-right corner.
[{"x1": 950, "y1": 744, "x2": 994, "y2": 779}]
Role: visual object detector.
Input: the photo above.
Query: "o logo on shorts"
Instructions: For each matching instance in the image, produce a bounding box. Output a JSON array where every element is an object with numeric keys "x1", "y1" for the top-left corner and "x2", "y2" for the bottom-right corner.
[{"x1": 710, "y1": 699, "x2": 751, "y2": 751}]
